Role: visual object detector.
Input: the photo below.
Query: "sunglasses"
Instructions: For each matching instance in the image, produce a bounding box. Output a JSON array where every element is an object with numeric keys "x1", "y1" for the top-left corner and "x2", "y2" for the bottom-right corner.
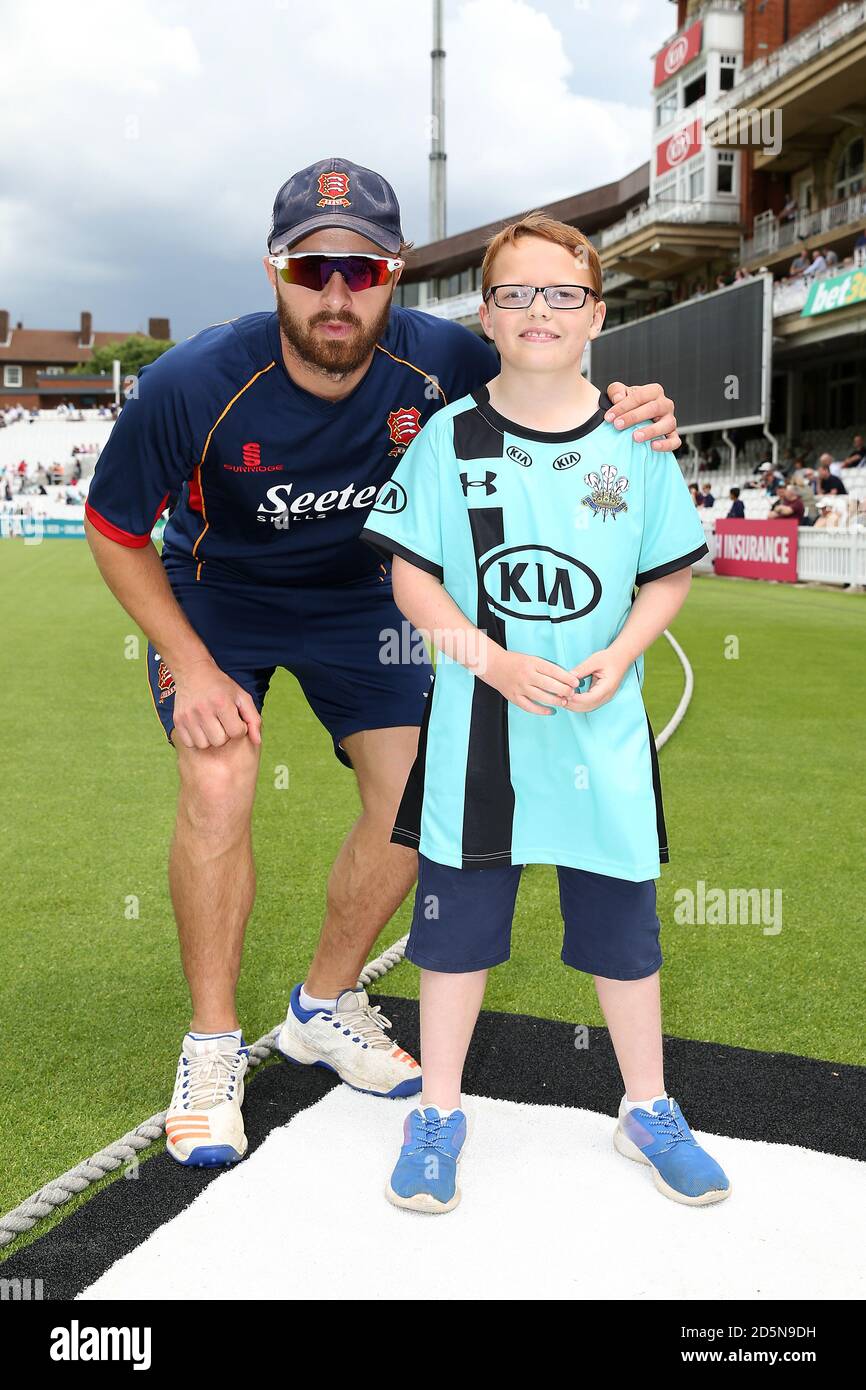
[{"x1": 268, "y1": 251, "x2": 404, "y2": 293}]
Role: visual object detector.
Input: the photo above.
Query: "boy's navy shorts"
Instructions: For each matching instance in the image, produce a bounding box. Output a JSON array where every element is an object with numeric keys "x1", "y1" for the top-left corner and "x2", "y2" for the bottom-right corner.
[
  {"x1": 146, "y1": 556, "x2": 433, "y2": 768},
  {"x1": 406, "y1": 853, "x2": 663, "y2": 981}
]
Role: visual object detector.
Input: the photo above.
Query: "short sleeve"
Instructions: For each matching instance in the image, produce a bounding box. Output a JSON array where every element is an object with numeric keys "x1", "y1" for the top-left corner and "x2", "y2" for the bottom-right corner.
[
  {"x1": 84, "y1": 353, "x2": 196, "y2": 547},
  {"x1": 359, "y1": 419, "x2": 444, "y2": 580},
  {"x1": 636, "y1": 445, "x2": 709, "y2": 585}
]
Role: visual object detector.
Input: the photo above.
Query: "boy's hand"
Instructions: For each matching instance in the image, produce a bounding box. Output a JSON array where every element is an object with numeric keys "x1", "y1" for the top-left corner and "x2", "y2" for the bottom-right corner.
[
  {"x1": 484, "y1": 647, "x2": 579, "y2": 716},
  {"x1": 561, "y1": 647, "x2": 631, "y2": 713},
  {"x1": 604, "y1": 381, "x2": 681, "y2": 453}
]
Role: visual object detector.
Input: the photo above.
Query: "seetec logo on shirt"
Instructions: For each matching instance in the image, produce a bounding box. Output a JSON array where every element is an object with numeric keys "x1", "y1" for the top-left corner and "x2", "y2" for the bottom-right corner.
[{"x1": 256, "y1": 480, "x2": 379, "y2": 525}]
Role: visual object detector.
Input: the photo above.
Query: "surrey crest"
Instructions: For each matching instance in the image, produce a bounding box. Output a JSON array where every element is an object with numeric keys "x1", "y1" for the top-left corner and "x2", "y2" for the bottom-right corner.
[{"x1": 581, "y1": 464, "x2": 629, "y2": 521}]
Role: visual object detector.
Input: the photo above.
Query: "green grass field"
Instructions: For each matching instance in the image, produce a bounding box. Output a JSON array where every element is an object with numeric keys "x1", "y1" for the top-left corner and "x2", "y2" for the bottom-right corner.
[{"x1": 1, "y1": 541, "x2": 864, "y2": 1251}]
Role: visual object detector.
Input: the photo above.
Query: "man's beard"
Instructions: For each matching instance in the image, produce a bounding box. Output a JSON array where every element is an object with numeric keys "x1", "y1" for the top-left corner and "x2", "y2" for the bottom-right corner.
[{"x1": 276, "y1": 292, "x2": 393, "y2": 377}]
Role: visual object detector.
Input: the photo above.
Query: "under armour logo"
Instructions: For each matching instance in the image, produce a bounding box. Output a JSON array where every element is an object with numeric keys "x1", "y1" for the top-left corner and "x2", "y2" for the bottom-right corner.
[{"x1": 460, "y1": 471, "x2": 498, "y2": 496}]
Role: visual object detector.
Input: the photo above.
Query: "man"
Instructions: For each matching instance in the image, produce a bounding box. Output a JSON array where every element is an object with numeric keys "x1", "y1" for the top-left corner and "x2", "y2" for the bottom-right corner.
[
  {"x1": 727, "y1": 487, "x2": 745, "y2": 519},
  {"x1": 770, "y1": 486, "x2": 804, "y2": 524},
  {"x1": 85, "y1": 157, "x2": 686, "y2": 1167},
  {"x1": 840, "y1": 434, "x2": 865, "y2": 469},
  {"x1": 699, "y1": 482, "x2": 715, "y2": 508},
  {"x1": 817, "y1": 459, "x2": 847, "y2": 495}
]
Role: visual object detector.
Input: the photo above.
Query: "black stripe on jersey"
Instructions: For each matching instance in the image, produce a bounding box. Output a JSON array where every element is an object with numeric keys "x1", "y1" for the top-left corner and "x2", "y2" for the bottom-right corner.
[
  {"x1": 453, "y1": 401, "x2": 505, "y2": 460},
  {"x1": 461, "y1": 506, "x2": 516, "y2": 868},
  {"x1": 635, "y1": 542, "x2": 709, "y2": 587},
  {"x1": 359, "y1": 529, "x2": 444, "y2": 581},
  {"x1": 390, "y1": 672, "x2": 435, "y2": 853},
  {"x1": 645, "y1": 709, "x2": 670, "y2": 864}
]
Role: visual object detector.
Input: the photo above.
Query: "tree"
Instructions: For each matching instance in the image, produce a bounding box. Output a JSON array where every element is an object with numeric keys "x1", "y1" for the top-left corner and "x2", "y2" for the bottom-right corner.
[{"x1": 73, "y1": 335, "x2": 174, "y2": 378}]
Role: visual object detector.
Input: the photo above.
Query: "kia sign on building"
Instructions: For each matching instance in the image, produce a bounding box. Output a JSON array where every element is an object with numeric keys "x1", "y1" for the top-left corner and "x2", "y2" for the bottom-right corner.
[
  {"x1": 714, "y1": 519, "x2": 799, "y2": 583},
  {"x1": 656, "y1": 119, "x2": 702, "y2": 176},
  {"x1": 653, "y1": 20, "x2": 702, "y2": 88}
]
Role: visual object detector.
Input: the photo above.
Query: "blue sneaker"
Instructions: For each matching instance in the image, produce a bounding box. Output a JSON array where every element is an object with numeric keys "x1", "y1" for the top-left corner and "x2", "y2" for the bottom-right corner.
[
  {"x1": 614, "y1": 1097, "x2": 731, "y2": 1205},
  {"x1": 386, "y1": 1106, "x2": 468, "y2": 1213}
]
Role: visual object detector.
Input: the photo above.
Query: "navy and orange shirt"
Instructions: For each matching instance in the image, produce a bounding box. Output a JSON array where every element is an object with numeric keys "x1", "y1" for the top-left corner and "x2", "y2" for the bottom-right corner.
[{"x1": 85, "y1": 308, "x2": 499, "y2": 586}]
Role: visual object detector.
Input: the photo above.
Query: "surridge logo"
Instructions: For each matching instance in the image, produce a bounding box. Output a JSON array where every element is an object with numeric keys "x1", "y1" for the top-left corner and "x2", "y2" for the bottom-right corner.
[
  {"x1": 479, "y1": 544, "x2": 601, "y2": 623},
  {"x1": 582, "y1": 464, "x2": 629, "y2": 521}
]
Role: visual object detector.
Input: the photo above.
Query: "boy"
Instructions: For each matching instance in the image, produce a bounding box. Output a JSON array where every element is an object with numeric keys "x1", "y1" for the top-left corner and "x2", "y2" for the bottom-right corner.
[{"x1": 359, "y1": 212, "x2": 729, "y2": 1212}]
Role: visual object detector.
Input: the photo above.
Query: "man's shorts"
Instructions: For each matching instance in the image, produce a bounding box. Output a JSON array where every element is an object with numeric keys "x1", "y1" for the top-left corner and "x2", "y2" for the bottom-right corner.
[
  {"x1": 146, "y1": 558, "x2": 433, "y2": 768},
  {"x1": 406, "y1": 853, "x2": 662, "y2": 981}
]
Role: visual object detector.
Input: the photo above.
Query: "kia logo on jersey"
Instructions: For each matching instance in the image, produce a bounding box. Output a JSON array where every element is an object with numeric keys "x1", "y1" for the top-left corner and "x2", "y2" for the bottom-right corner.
[
  {"x1": 553, "y1": 452, "x2": 581, "y2": 471},
  {"x1": 478, "y1": 544, "x2": 602, "y2": 623},
  {"x1": 317, "y1": 171, "x2": 351, "y2": 207},
  {"x1": 506, "y1": 445, "x2": 532, "y2": 468},
  {"x1": 387, "y1": 406, "x2": 422, "y2": 455}
]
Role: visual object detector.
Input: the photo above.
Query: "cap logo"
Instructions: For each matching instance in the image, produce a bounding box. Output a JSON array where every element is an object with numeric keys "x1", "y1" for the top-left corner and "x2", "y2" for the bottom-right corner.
[{"x1": 317, "y1": 171, "x2": 351, "y2": 208}]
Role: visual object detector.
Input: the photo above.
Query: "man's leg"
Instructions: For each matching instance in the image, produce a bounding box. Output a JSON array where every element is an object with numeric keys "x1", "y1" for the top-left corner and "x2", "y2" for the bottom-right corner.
[
  {"x1": 169, "y1": 732, "x2": 261, "y2": 1031},
  {"x1": 304, "y1": 724, "x2": 420, "y2": 997}
]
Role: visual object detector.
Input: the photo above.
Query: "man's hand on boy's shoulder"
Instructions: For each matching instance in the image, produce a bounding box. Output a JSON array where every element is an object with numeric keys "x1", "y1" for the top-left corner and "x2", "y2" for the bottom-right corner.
[{"x1": 604, "y1": 381, "x2": 681, "y2": 453}]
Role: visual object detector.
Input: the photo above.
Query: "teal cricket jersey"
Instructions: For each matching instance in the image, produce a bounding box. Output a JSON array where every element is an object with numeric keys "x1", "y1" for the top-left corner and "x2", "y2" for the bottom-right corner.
[{"x1": 359, "y1": 382, "x2": 708, "y2": 880}]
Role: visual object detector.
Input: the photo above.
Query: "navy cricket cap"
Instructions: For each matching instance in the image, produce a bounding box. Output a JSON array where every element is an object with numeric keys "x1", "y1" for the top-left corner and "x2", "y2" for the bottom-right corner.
[{"x1": 268, "y1": 157, "x2": 405, "y2": 255}]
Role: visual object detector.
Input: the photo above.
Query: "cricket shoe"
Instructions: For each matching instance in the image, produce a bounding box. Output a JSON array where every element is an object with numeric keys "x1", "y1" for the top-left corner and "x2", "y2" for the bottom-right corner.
[
  {"x1": 386, "y1": 1105, "x2": 468, "y2": 1213},
  {"x1": 613, "y1": 1096, "x2": 731, "y2": 1206},
  {"x1": 276, "y1": 984, "x2": 422, "y2": 1098},
  {"x1": 165, "y1": 1032, "x2": 250, "y2": 1167}
]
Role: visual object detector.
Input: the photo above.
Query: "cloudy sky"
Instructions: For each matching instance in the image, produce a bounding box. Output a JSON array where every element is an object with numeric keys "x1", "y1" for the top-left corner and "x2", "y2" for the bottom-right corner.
[{"x1": 1, "y1": 0, "x2": 675, "y2": 340}]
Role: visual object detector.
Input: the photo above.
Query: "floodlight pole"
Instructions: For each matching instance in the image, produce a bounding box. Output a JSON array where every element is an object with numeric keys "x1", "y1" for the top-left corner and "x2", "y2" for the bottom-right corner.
[{"x1": 429, "y1": 0, "x2": 446, "y2": 242}]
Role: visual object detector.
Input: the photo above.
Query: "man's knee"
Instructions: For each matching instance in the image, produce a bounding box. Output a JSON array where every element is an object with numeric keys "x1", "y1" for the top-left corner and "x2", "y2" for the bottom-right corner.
[{"x1": 175, "y1": 737, "x2": 259, "y2": 836}]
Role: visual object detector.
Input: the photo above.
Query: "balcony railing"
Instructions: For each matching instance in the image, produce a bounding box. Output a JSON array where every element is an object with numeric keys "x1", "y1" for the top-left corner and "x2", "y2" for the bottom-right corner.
[
  {"x1": 711, "y1": 0, "x2": 866, "y2": 112},
  {"x1": 742, "y1": 190, "x2": 866, "y2": 262},
  {"x1": 600, "y1": 198, "x2": 741, "y2": 250}
]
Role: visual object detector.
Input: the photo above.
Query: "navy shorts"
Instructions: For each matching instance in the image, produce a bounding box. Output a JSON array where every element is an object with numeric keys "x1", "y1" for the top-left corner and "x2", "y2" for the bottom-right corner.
[
  {"x1": 146, "y1": 557, "x2": 433, "y2": 768},
  {"x1": 406, "y1": 853, "x2": 662, "y2": 980}
]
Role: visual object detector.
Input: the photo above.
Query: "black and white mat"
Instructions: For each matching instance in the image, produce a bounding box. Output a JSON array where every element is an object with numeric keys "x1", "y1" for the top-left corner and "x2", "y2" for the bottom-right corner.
[{"x1": 4, "y1": 998, "x2": 865, "y2": 1301}]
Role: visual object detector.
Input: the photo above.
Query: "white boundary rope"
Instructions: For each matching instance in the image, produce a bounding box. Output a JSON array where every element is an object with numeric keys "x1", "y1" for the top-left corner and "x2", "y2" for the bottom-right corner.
[{"x1": 0, "y1": 630, "x2": 692, "y2": 1250}]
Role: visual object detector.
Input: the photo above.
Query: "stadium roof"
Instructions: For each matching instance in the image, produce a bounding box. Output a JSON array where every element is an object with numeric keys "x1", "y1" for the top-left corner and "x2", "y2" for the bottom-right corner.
[{"x1": 401, "y1": 162, "x2": 650, "y2": 281}]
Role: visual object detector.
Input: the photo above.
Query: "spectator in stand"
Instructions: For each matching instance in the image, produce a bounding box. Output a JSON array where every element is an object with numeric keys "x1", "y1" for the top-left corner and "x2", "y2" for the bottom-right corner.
[
  {"x1": 788, "y1": 244, "x2": 810, "y2": 277},
  {"x1": 822, "y1": 246, "x2": 839, "y2": 270},
  {"x1": 855, "y1": 230, "x2": 866, "y2": 267},
  {"x1": 733, "y1": 267, "x2": 752, "y2": 282},
  {"x1": 770, "y1": 486, "x2": 805, "y2": 524},
  {"x1": 727, "y1": 487, "x2": 745, "y2": 519},
  {"x1": 714, "y1": 274, "x2": 727, "y2": 289},
  {"x1": 779, "y1": 193, "x2": 798, "y2": 224},
  {"x1": 699, "y1": 483, "x2": 715, "y2": 508},
  {"x1": 688, "y1": 482, "x2": 700, "y2": 507},
  {"x1": 813, "y1": 497, "x2": 842, "y2": 530},
  {"x1": 840, "y1": 434, "x2": 865, "y2": 469},
  {"x1": 762, "y1": 463, "x2": 785, "y2": 497},
  {"x1": 706, "y1": 444, "x2": 721, "y2": 470},
  {"x1": 817, "y1": 460, "x2": 847, "y2": 495},
  {"x1": 788, "y1": 476, "x2": 819, "y2": 524},
  {"x1": 803, "y1": 248, "x2": 828, "y2": 279}
]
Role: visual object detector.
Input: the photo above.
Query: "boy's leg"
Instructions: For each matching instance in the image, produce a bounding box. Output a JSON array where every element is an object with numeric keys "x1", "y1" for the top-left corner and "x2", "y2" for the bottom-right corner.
[
  {"x1": 419, "y1": 967, "x2": 488, "y2": 1109},
  {"x1": 593, "y1": 971, "x2": 664, "y2": 1099}
]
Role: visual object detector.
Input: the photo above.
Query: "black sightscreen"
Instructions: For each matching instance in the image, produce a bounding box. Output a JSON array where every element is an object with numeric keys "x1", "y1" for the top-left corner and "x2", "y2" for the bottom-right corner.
[{"x1": 589, "y1": 276, "x2": 769, "y2": 431}]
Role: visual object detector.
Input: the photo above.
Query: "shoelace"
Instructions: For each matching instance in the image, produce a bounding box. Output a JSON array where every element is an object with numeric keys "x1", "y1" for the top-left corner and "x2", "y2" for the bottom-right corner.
[
  {"x1": 321, "y1": 1000, "x2": 394, "y2": 1051},
  {"x1": 648, "y1": 1101, "x2": 691, "y2": 1150},
  {"x1": 179, "y1": 1049, "x2": 247, "y2": 1109},
  {"x1": 412, "y1": 1111, "x2": 458, "y2": 1155}
]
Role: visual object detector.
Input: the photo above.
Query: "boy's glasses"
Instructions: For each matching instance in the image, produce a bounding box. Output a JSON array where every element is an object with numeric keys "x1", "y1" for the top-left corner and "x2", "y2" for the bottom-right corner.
[
  {"x1": 268, "y1": 251, "x2": 404, "y2": 293},
  {"x1": 485, "y1": 284, "x2": 600, "y2": 310}
]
